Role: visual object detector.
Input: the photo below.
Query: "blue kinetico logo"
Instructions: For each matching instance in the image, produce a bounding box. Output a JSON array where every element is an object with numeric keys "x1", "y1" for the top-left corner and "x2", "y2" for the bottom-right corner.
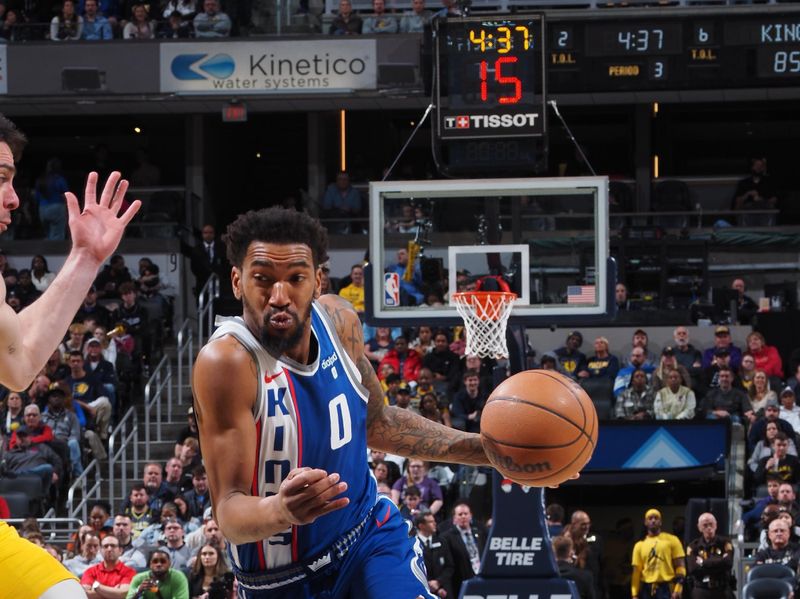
[{"x1": 171, "y1": 53, "x2": 235, "y2": 81}]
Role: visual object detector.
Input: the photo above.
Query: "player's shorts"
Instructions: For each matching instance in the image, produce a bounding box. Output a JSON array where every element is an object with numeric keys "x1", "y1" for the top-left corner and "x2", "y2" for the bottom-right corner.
[
  {"x1": 235, "y1": 497, "x2": 436, "y2": 599},
  {"x1": 0, "y1": 520, "x2": 79, "y2": 599}
]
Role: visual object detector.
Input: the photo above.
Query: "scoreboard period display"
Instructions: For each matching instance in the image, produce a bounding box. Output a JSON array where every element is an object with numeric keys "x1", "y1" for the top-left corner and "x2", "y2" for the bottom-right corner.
[{"x1": 548, "y1": 9, "x2": 800, "y2": 93}]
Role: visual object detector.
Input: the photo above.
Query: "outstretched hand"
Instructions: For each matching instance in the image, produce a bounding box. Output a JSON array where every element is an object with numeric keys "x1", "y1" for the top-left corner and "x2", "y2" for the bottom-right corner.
[
  {"x1": 275, "y1": 467, "x2": 349, "y2": 527},
  {"x1": 65, "y1": 172, "x2": 141, "y2": 265}
]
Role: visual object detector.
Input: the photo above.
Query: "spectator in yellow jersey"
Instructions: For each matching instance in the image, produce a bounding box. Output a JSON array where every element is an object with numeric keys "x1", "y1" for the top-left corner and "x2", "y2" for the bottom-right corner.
[
  {"x1": 337, "y1": 264, "x2": 365, "y2": 314},
  {"x1": 631, "y1": 508, "x2": 686, "y2": 599}
]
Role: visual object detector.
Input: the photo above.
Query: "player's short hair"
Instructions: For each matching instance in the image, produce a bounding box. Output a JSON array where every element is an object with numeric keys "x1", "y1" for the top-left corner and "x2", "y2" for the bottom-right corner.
[
  {"x1": 224, "y1": 207, "x2": 329, "y2": 269},
  {"x1": 0, "y1": 114, "x2": 27, "y2": 161}
]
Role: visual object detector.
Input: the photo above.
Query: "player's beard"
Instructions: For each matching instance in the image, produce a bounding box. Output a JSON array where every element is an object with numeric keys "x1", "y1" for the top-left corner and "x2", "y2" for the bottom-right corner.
[{"x1": 244, "y1": 295, "x2": 312, "y2": 356}]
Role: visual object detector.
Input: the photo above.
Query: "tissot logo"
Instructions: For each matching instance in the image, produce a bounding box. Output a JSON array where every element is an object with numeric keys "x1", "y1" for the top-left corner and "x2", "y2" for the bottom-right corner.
[
  {"x1": 171, "y1": 53, "x2": 235, "y2": 81},
  {"x1": 444, "y1": 113, "x2": 540, "y2": 130}
]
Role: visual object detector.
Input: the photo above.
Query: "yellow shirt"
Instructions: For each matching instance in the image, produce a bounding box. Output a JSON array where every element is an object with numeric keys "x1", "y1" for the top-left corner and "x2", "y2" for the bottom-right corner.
[
  {"x1": 0, "y1": 520, "x2": 77, "y2": 598},
  {"x1": 632, "y1": 532, "x2": 686, "y2": 584},
  {"x1": 338, "y1": 284, "x2": 365, "y2": 313}
]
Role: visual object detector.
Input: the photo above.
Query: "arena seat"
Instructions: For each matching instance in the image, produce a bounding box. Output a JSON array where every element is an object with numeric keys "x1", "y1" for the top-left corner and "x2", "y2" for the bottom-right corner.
[
  {"x1": 746, "y1": 563, "x2": 796, "y2": 585},
  {"x1": 742, "y1": 578, "x2": 793, "y2": 599},
  {"x1": 2, "y1": 492, "x2": 30, "y2": 518},
  {"x1": 579, "y1": 377, "x2": 614, "y2": 419},
  {"x1": 0, "y1": 475, "x2": 46, "y2": 514}
]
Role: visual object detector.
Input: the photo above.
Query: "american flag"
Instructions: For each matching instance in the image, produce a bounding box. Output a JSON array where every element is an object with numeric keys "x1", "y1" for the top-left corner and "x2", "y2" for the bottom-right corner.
[{"x1": 567, "y1": 285, "x2": 596, "y2": 304}]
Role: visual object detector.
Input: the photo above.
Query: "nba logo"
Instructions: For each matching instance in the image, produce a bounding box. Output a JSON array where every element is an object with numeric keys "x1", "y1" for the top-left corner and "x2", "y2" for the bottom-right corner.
[{"x1": 384, "y1": 272, "x2": 400, "y2": 306}]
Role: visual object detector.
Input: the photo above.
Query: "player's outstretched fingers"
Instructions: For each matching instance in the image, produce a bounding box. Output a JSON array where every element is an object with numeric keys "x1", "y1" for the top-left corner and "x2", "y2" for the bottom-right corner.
[{"x1": 98, "y1": 171, "x2": 122, "y2": 208}]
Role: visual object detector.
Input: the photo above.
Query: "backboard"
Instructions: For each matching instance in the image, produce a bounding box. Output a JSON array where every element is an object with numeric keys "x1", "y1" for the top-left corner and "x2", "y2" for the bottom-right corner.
[{"x1": 365, "y1": 177, "x2": 615, "y2": 327}]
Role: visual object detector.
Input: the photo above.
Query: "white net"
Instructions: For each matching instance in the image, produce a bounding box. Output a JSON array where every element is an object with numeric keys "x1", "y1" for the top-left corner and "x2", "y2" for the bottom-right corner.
[{"x1": 452, "y1": 292, "x2": 517, "y2": 359}]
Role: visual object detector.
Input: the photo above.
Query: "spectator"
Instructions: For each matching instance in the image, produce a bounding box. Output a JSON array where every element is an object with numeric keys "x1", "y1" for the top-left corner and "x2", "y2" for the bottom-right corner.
[
  {"x1": 122, "y1": 3, "x2": 155, "y2": 38},
  {"x1": 133, "y1": 501, "x2": 180, "y2": 550},
  {"x1": 113, "y1": 514, "x2": 147, "y2": 569},
  {"x1": 747, "y1": 332, "x2": 784, "y2": 379},
  {"x1": 81, "y1": 0, "x2": 112, "y2": 39},
  {"x1": 749, "y1": 423, "x2": 797, "y2": 473},
  {"x1": 564, "y1": 510, "x2": 603, "y2": 599},
  {"x1": 34, "y1": 158, "x2": 69, "y2": 240},
  {"x1": 399, "y1": 484, "x2": 426, "y2": 521},
  {"x1": 140, "y1": 461, "x2": 173, "y2": 515},
  {"x1": 66, "y1": 349, "x2": 112, "y2": 444},
  {"x1": 419, "y1": 391, "x2": 448, "y2": 426},
  {"x1": 123, "y1": 483, "x2": 156, "y2": 539},
  {"x1": 157, "y1": 9, "x2": 191, "y2": 38},
  {"x1": 11, "y1": 268, "x2": 42, "y2": 307},
  {"x1": 671, "y1": 326, "x2": 703, "y2": 376},
  {"x1": 391, "y1": 459, "x2": 443, "y2": 515},
  {"x1": 740, "y1": 353, "x2": 757, "y2": 393},
  {"x1": 188, "y1": 543, "x2": 229, "y2": 598},
  {"x1": 394, "y1": 386, "x2": 416, "y2": 413},
  {"x1": 84, "y1": 337, "x2": 118, "y2": 417},
  {"x1": 732, "y1": 278, "x2": 759, "y2": 325},
  {"x1": 29, "y1": 254, "x2": 55, "y2": 292},
  {"x1": 329, "y1": 0, "x2": 361, "y2": 35},
  {"x1": 753, "y1": 517, "x2": 800, "y2": 570},
  {"x1": 733, "y1": 157, "x2": 778, "y2": 211},
  {"x1": 0, "y1": 250, "x2": 17, "y2": 288},
  {"x1": 423, "y1": 330, "x2": 459, "y2": 389},
  {"x1": 410, "y1": 325, "x2": 435, "y2": 357},
  {"x1": 702, "y1": 347, "x2": 742, "y2": 394},
  {"x1": 41, "y1": 384, "x2": 84, "y2": 477},
  {"x1": 126, "y1": 548, "x2": 189, "y2": 598},
  {"x1": 2, "y1": 427, "x2": 62, "y2": 493},
  {"x1": 701, "y1": 326, "x2": 742, "y2": 371},
  {"x1": 94, "y1": 254, "x2": 133, "y2": 301},
  {"x1": 613, "y1": 347, "x2": 655, "y2": 397},
  {"x1": 622, "y1": 329, "x2": 658, "y2": 367},
  {"x1": 748, "y1": 370, "x2": 776, "y2": 416},
  {"x1": 174, "y1": 406, "x2": 199, "y2": 457},
  {"x1": 9, "y1": 403, "x2": 54, "y2": 450},
  {"x1": 780, "y1": 387, "x2": 800, "y2": 435},
  {"x1": 64, "y1": 530, "x2": 102, "y2": 578},
  {"x1": 414, "y1": 510, "x2": 455, "y2": 599},
  {"x1": 743, "y1": 475, "x2": 781, "y2": 530},
  {"x1": 777, "y1": 482, "x2": 800, "y2": 519},
  {"x1": 362, "y1": 0, "x2": 397, "y2": 33},
  {"x1": 700, "y1": 366, "x2": 753, "y2": 423},
  {"x1": 615, "y1": 369, "x2": 655, "y2": 420},
  {"x1": 193, "y1": 0, "x2": 231, "y2": 37},
  {"x1": 654, "y1": 369, "x2": 696, "y2": 420},
  {"x1": 75, "y1": 286, "x2": 112, "y2": 330},
  {"x1": 546, "y1": 504, "x2": 566, "y2": 537},
  {"x1": 320, "y1": 171, "x2": 362, "y2": 233},
  {"x1": 337, "y1": 264, "x2": 365, "y2": 314},
  {"x1": 0, "y1": 389, "x2": 23, "y2": 436},
  {"x1": 400, "y1": 0, "x2": 432, "y2": 33},
  {"x1": 748, "y1": 399, "x2": 796, "y2": 451},
  {"x1": 189, "y1": 224, "x2": 228, "y2": 299},
  {"x1": 554, "y1": 331, "x2": 587, "y2": 380},
  {"x1": 631, "y1": 509, "x2": 686, "y2": 599},
  {"x1": 442, "y1": 502, "x2": 485, "y2": 595},
  {"x1": 177, "y1": 437, "x2": 202, "y2": 484},
  {"x1": 685, "y1": 513, "x2": 734, "y2": 599},
  {"x1": 372, "y1": 461, "x2": 393, "y2": 489},
  {"x1": 182, "y1": 465, "x2": 210, "y2": 520},
  {"x1": 450, "y1": 369, "x2": 487, "y2": 433},
  {"x1": 80, "y1": 533, "x2": 136, "y2": 598},
  {"x1": 51, "y1": 0, "x2": 83, "y2": 40},
  {"x1": 369, "y1": 449, "x2": 402, "y2": 485},
  {"x1": 112, "y1": 281, "x2": 151, "y2": 363},
  {"x1": 754, "y1": 432, "x2": 800, "y2": 486},
  {"x1": 578, "y1": 336, "x2": 619, "y2": 381},
  {"x1": 379, "y1": 335, "x2": 422, "y2": 383},
  {"x1": 553, "y1": 535, "x2": 595, "y2": 599},
  {"x1": 159, "y1": 518, "x2": 192, "y2": 571},
  {"x1": 652, "y1": 347, "x2": 692, "y2": 391},
  {"x1": 185, "y1": 514, "x2": 226, "y2": 556}
]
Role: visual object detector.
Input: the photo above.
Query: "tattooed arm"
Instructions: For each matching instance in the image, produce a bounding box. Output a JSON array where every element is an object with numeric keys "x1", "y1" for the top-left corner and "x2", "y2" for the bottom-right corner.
[{"x1": 318, "y1": 294, "x2": 489, "y2": 466}]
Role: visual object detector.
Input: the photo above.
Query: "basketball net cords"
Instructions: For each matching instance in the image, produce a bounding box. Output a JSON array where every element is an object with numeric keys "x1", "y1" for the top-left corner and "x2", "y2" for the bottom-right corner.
[{"x1": 453, "y1": 294, "x2": 515, "y2": 359}]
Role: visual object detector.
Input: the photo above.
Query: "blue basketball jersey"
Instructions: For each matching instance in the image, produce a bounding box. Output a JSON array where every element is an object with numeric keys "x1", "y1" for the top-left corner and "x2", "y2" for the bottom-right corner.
[{"x1": 210, "y1": 302, "x2": 377, "y2": 574}]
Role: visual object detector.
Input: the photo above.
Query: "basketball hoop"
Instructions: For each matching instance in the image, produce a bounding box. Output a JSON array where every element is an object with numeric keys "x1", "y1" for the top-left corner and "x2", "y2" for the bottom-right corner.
[{"x1": 452, "y1": 291, "x2": 517, "y2": 359}]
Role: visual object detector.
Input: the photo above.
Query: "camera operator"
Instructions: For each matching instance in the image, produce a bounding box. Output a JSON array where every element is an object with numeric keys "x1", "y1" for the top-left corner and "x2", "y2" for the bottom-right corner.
[{"x1": 126, "y1": 548, "x2": 189, "y2": 599}]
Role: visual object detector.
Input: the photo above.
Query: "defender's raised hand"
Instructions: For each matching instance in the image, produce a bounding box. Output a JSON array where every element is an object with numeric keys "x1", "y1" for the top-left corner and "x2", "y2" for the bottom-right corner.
[{"x1": 65, "y1": 171, "x2": 141, "y2": 265}]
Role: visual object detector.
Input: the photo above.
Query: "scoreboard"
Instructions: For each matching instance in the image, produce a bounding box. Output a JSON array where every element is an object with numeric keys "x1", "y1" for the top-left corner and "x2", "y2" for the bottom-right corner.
[{"x1": 549, "y1": 10, "x2": 800, "y2": 93}]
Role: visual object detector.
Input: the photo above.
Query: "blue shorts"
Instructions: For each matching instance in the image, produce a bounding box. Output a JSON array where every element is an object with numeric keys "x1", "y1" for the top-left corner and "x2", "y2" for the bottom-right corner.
[{"x1": 236, "y1": 498, "x2": 436, "y2": 599}]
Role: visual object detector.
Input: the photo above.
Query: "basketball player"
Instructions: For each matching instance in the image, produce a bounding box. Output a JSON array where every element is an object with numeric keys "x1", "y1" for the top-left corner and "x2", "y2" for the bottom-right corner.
[
  {"x1": 192, "y1": 207, "x2": 489, "y2": 598},
  {"x1": 0, "y1": 115, "x2": 140, "y2": 599}
]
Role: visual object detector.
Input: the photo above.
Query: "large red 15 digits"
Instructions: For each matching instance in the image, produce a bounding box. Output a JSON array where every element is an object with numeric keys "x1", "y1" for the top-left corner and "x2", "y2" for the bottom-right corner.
[{"x1": 479, "y1": 56, "x2": 522, "y2": 104}]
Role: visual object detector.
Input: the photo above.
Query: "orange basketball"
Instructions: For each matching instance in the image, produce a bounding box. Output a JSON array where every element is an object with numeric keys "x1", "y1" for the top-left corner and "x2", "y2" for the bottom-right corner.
[{"x1": 480, "y1": 370, "x2": 598, "y2": 487}]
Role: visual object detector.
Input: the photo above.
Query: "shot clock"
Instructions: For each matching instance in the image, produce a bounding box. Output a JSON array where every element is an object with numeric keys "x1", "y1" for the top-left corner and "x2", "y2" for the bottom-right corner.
[{"x1": 435, "y1": 15, "x2": 546, "y2": 141}]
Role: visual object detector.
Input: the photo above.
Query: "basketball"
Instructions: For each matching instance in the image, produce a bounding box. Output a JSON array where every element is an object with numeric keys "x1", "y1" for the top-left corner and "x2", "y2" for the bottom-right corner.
[{"x1": 480, "y1": 370, "x2": 598, "y2": 487}]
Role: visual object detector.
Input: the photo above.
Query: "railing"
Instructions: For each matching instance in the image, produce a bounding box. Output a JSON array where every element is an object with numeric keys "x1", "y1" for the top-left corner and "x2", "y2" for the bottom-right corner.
[
  {"x1": 107, "y1": 406, "x2": 139, "y2": 511},
  {"x1": 5, "y1": 517, "x2": 84, "y2": 546},
  {"x1": 176, "y1": 318, "x2": 194, "y2": 407},
  {"x1": 198, "y1": 274, "x2": 219, "y2": 347},
  {"x1": 66, "y1": 459, "x2": 103, "y2": 522},
  {"x1": 143, "y1": 355, "x2": 173, "y2": 460}
]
